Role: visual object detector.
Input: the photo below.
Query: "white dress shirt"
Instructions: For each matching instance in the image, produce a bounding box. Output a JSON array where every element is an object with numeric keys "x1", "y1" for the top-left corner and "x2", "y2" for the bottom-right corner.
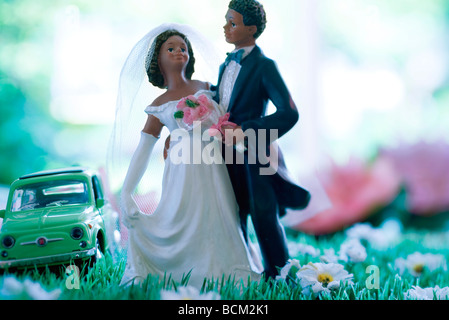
[{"x1": 219, "y1": 46, "x2": 255, "y2": 110}]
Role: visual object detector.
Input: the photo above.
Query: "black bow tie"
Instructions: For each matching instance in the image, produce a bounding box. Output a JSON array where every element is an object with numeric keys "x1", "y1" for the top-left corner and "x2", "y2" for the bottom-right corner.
[{"x1": 225, "y1": 49, "x2": 244, "y2": 65}]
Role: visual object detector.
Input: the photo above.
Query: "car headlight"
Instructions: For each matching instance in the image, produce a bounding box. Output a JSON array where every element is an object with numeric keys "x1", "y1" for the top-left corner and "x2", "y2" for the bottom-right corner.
[
  {"x1": 70, "y1": 227, "x2": 84, "y2": 240},
  {"x1": 2, "y1": 235, "x2": 15, "y2": 249}
]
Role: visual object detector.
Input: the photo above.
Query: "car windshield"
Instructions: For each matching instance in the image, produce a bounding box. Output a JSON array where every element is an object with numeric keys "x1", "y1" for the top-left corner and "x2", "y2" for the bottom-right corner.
[{"x1": 10, "y1": 179, "x2": 89, "y2": 212}]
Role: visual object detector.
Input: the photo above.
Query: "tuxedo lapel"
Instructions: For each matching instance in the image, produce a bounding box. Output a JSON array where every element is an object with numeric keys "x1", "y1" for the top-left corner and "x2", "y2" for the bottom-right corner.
[{"x1": 217, "y1": 63, "x2": 226, "y2": 89}]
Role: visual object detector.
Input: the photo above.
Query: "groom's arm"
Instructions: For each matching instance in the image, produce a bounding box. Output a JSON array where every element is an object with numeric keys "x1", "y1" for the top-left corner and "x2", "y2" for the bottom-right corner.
[{"x1": 240, "y1": 59, "x2": 299, "y2": 140}]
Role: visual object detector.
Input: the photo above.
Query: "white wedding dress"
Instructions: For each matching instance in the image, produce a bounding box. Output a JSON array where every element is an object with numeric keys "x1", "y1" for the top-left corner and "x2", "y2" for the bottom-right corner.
[{"x1": 120, "y1": 90, "x2": 262, "y2": 288}]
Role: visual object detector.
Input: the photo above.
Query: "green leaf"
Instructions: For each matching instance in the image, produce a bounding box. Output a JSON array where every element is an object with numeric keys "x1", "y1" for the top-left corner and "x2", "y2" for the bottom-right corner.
[
  {"x1": 185, "y1": 99, "x2": 198, "y2": 108},
  {"x1": 174, "y1": 110, "x2": 184, "y2": 119}
]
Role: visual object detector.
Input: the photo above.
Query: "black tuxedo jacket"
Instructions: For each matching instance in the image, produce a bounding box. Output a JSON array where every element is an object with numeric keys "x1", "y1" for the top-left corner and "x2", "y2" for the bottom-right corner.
[{"x1": 214, "y1": 45, "x2": 310, "y2": 213}]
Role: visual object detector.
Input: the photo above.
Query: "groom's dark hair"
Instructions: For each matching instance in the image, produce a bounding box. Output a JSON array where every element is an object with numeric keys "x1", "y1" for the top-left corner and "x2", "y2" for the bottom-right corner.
[{"x1": 228, "y1": 0, "x2": 267, "y2": 39}]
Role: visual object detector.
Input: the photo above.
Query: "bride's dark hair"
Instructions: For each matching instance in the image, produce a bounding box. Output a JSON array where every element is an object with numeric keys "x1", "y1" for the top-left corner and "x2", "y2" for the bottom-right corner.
[{"x1": 145, "y1": 30, "x2": 196, "y2": 89}]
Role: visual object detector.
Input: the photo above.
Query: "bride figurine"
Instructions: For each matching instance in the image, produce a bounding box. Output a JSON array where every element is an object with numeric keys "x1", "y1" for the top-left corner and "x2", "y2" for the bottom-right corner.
[{"x1": 112, "y1": 24, "x2": 262, "y2": 288}]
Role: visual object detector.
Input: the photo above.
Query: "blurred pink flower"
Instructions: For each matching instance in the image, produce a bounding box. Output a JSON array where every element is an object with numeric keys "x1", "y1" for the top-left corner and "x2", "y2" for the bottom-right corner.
[
  {"x1": 182, "y1": 104, "x2": 210, "y2": 125},
  {"x1": 197, "y1": 94, "x2": 212, "y2": 108},
  {"x1": 176, "y1": 95, "x2": 197, "y2": 110},
  {"x1": 380, "y1": 140, "x2": 449, "y2": 216},
  {"x1": 209, "y1": 112, "x2": 237, "y2": 137},
  {"x1": 291, "y1": 157, "x2": 401, "y2": 235}
]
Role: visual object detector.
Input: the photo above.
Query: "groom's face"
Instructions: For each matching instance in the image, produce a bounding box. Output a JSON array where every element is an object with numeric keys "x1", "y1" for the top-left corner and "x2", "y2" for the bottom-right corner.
[{"x1": 223, "y1": 9, "x2": 257, "y2": 49}]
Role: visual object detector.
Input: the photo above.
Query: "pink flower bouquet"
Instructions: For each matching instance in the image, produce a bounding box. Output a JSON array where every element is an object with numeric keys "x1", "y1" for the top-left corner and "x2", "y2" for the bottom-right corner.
[
  {"x1": 173, "y1": 94, "x2": 238, "y2": 138},
  {"x1": 174, "y1": 94, "x2": 213, "y2": 129}
]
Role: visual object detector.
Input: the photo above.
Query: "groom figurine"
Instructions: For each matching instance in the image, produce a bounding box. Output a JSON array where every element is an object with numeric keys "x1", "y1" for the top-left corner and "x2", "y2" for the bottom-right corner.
[{"x1": 214, "y1": 0, "x2": 311, "y2": 279}]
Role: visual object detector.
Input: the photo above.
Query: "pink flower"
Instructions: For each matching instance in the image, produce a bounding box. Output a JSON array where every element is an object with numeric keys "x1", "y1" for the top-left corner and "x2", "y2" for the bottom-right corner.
[
  {"x1": 209, "y1": 113, "x2": 237, "y2": 137},
  {"x1": 182, "y1": 104, "x2": 210, "y2": 125},
  {"x1": 176, "y1": 95, "x2": 198, "y2": 110},
  {"x1": 380, "y1": 140, "x2": 449, "y2": 216},
  {"x1": 197, "y1": 94, "x2": 212, "y2": 109},
  {"x1": 291, "y1": 157, "x2": 401, "y2": 235}
]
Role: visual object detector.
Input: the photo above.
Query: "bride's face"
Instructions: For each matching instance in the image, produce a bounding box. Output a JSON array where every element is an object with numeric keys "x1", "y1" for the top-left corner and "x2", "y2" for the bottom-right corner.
[{"x1": 158, "y1": 35, "x2": 190, "y2": 74}]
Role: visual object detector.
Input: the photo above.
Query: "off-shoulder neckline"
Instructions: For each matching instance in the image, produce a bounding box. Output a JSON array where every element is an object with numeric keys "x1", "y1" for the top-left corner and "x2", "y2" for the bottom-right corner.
[{"x1": 145, "y1": 89, "x2": 212, "y2": 111}]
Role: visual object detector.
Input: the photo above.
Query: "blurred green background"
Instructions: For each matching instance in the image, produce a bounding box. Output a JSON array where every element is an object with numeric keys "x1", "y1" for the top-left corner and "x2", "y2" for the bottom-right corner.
[{"x1": 1, "y1": 0, "x2": 448, "y2": 220}]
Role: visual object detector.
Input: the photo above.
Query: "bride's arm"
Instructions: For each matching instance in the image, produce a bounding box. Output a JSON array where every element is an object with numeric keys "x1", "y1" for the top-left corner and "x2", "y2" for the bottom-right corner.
[
  {"x1": 120, "y1": 115, "x2": 163, "y2": 226},
  {"x1": 142, "y1": 114, "x2": 171, "y2": 160},
  {"x1": 143, "y1": 114, "x2": 164, "y2": 138}
]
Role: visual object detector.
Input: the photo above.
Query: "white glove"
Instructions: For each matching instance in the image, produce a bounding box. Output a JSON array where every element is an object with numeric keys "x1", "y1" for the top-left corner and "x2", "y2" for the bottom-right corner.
[{"x1": 120, "y1": 131, "x2": 158, "y2": 227}]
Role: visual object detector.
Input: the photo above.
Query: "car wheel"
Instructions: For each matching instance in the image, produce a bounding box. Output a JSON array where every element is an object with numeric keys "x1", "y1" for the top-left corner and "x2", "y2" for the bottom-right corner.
[{"x1": 89, "y1": 237, "x2": 104, "y2": 267}]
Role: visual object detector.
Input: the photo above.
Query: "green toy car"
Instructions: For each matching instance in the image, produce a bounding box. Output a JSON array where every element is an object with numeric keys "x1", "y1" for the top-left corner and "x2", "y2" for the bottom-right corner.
[{"x1": 0, "y1": 167, "x2": 119, "y2": 271}]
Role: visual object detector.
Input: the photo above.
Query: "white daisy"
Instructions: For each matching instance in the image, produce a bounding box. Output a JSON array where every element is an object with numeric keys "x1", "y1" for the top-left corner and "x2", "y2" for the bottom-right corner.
[
  {"x1": 288, "y1": 242, "x2": 320, "y2": 258},
  {"x1": 320, "y1": 248, "x2": 340, "y2": 264},
  {"x1": 0, "y1": 276, "x2": 61, "y2": 300},
  {"x1": 394, "y1": 252, "x2": 447, "y2": 277},
  {"x1": 320, "y1": 239, "x2": 367, "y2": 264},
  {"x1": 160, "y1": 286, "x2": 221, "y2": 300},
  {"x1": 404, "y1": 285, "x2": 449, "y2": 300},
  {"x1": 276, "y1": 259, "x2": 301, "y2": 281},
  {"x1": 345, "y1": 219, "x2": 401, "y2": 249},
  {"x1": 339, "y1": 239, "x2": 367, "y2": 263},
  {"x1": 297, "y1": 262, "x2": 354, "y2": 295}
]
